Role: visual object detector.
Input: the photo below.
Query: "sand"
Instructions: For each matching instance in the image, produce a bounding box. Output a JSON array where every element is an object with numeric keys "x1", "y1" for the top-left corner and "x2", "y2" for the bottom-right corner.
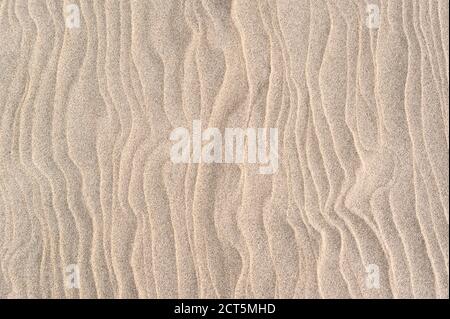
[{"x1": 0, "y1": 0, "x2": 448, "y2": 299}]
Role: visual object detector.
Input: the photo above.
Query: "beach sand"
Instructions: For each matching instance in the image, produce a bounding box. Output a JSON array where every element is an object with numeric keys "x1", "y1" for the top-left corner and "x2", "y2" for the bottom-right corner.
[{"x1": 0, "y1": 0, "x2": 448, "y2": 298}]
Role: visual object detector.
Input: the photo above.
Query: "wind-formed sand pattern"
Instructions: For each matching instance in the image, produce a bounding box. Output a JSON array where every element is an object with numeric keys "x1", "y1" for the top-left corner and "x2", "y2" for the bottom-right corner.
[{"x1": 0, "y1": 0, "x2": 448, "y2": 299}]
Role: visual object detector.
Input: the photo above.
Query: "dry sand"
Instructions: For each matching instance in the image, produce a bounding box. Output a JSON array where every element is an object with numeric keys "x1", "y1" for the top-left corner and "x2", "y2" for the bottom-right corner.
[{"x1": 0, "y1": 0, "x2": 448, "y2": 298}]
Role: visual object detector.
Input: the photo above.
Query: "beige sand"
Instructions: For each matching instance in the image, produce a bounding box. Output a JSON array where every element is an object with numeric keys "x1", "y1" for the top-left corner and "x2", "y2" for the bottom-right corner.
[{"x1": 0, "y1": 0, "x2": 448, "y2": 298}]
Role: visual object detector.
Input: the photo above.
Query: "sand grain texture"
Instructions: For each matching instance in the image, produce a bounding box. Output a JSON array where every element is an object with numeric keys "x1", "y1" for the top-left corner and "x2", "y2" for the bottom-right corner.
[{"x1": 0, "y1": 0, "x2": 448, "y2": 298}]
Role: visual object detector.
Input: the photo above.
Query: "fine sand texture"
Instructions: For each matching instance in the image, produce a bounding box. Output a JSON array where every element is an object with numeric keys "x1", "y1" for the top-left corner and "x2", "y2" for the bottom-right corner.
[{"x1": 0, "y1": 0, "x2": 448, "y2": 298}]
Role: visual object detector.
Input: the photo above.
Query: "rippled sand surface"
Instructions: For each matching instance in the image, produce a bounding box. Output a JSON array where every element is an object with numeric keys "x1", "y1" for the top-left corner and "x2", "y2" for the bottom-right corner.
[{"x1": 0, "y1": 0, "x2": 448, "y2": 298}]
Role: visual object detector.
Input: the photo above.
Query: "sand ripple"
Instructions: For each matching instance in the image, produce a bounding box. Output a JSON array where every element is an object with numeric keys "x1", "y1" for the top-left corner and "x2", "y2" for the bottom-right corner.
[{"x1": 0, "y1": 0, "x2": 448, "y2": 298}]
